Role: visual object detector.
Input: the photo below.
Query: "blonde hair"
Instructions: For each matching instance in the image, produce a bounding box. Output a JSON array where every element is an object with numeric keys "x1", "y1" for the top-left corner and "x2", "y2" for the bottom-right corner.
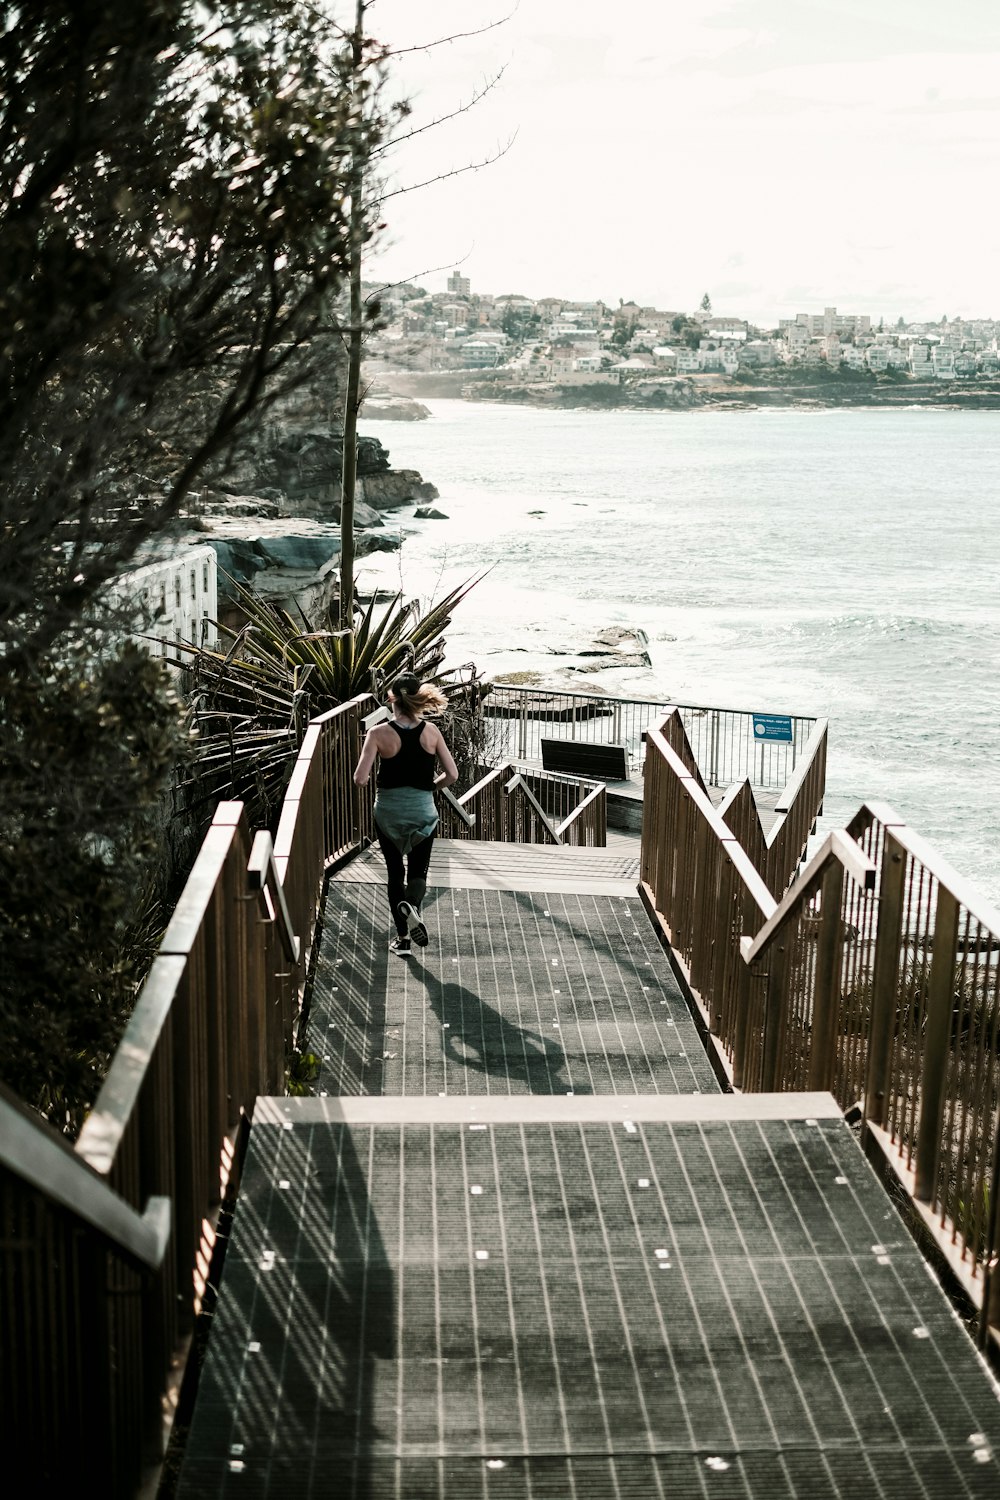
[{"x1": 391, "y1": 673, "x2": 447, "y2": 717}]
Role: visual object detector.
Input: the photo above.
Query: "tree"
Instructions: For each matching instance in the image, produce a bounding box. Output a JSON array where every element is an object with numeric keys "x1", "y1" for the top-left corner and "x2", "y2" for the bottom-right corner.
[
  {"x1": 700, "y1": 292, "x2": 712, "y2": 314},
  {"x1": 0, "y1": 0, "x2": 387, "y2": 1125},
  {"x1": 1, "y1": 0, "x2": 386, "y2": 672},
  {"x1": 1, "y1": 643, "x2": 188, "y2": 1132}
]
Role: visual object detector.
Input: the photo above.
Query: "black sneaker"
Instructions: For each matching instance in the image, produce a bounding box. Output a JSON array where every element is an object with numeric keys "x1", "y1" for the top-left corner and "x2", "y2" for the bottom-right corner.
[
  {"x1": 390, "y1": 935, "x2": 411, "y2": 956},
  {"x1": 397, "y1": 901, "x2": 428, "y2": 948}
]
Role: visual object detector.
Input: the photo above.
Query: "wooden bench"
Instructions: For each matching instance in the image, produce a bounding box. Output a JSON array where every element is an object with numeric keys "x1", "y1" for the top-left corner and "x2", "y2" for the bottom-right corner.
[{"x1": 540, "y1": 737, "x2": 629, "y2": 782}]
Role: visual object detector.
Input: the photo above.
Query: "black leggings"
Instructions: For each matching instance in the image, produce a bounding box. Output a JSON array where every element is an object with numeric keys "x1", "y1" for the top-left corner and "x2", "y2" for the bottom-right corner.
[{"x1": 374, "y1": 825, "x2": 435, "y2": 935}]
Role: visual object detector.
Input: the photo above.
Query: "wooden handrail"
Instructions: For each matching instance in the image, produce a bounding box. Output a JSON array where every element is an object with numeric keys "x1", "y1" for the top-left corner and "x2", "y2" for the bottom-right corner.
[
  {"x1": 248, "y1": 830, "x2": 301, "y2": 963},
  {"x1": 641, "y1": 721, "x2": 1000, "y2": 1344},
  {"x1": 3, "y1": 694, "x2": 380, "y2": 1488},
  {"x1": 556, "y1": 779, "x2": 605, "y2": 838},
  {"x1": 645, "y1": 722, "x2": 777, "y2": 918},
  {"x1": 772, "y1": 718, "x2": 829, "y2": 814},
  {"x1": 2, "y1": 1092, "x2": 170, "y2": 1272},
  {"x1": 504, "y1": 771, "x2": 562, "y2": 844},
  {"x1": 740, "y1": 829, "x2": 876, "y2": 964},
  {"x1": 439, "y1": 783, "x2": 477, "y2": 828}
]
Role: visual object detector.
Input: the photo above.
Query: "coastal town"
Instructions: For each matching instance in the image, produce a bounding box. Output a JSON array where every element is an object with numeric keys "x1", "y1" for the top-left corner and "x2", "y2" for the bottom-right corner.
[{"x1": 366, "y1": 272, "x2": 1000, "y2": 403}]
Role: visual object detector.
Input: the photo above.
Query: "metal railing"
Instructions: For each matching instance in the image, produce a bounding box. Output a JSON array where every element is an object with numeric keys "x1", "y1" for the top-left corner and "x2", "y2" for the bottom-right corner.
[
  {"x1": 486, "y1": 681, "x2": 817, "y2": 792},
  {"x1": 0, "y1": 695, "x2": 376, "y2": 1493},
  {"x1": 641, "y1": 720, "x2": 1000, "y2": 1346},
  {"x1": 436, "y1": 762, "x2": 607, "y2": 847}
]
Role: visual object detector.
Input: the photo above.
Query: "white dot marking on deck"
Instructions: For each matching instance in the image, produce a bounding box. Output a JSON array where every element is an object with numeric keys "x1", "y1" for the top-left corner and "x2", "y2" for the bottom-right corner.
[
  {"x1": 469, "y1": 1124, "x2": 487, "y2": 1131},
  {"x1": 475, "y1": 1250, "x2": 489, "y2": 1261},
  {"x1": 278, "y1": 1180, "x2": 290, "y2": 1190},
  {"x1": 835, "y1": 1175, "x2": 848, "y2": 1184},
  {"x1": 624, "y1": 1121, "x2": 637, "y2": 1134},
  {"x1": 913, "y1": 1327, "x2": 930, "y2": 1339},
  {"x1": 877, "y1": 1255, "x2": 891, "y2": 1265},
  {"x1": 229, "y1": 1460, "x2": 245, "y2": 1473},
  {"x1": 471, "y1": 1185, "x2": 484, "y2": 1196},
  {"x1": 638, "y1": 1178, "x2": 650, "y2": 1188},
  {"x1": 705, "y1": 1457, "x2": 730, "y2": 1472},
  {"x1": 973, "y1": 1449, "x2": 992, "y2": 1464},
  {"x1": 654, "y1": 1248, "x2": 669, "y2": 1259},
  {"x1": 248, "y1": 1342, "x2": 261, "y2": 1353},
  {"x1": 543, "y1": 911, "x2": 550, "y2": 917},
  {"x1": 486, "y1": 1459, "x2": 506, "y2": 1470},
  {"x1": 551, "y1": 959, "x2": 559, "y2": 966},
  {"x1": 872, "y1": 1244, "x2": 886, "y2": 1255},
  {"x1": 282, "y1": 1122, "x2": 294, "y2": 1131},
  {"x1": 231, "y1": 1444, "x2": 244, "y2": 1456}
]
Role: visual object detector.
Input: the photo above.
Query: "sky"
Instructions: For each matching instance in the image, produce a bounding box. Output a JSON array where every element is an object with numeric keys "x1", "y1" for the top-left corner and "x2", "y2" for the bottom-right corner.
[{"x1": 362, "y1": 0, "x2": 1000, "y2": 327}]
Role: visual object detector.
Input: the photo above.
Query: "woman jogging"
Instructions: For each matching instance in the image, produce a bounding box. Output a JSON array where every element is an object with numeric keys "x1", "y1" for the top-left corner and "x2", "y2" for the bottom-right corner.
[{"x1": 353, "y1": 673, "x2": 459, "y2": 955}]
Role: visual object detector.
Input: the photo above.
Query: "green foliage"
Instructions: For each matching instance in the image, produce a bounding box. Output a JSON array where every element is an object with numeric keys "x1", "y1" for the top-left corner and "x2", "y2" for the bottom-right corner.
[
  {"x1": 670, "y1": 314, "x2": 702, "y2": 349},
  {"x1": 287, "y1": 1050, "x2": 321, "y2": 1096},
  {"x1": 173, "y1": 574, "x2": 484, "y2": 824},
  {"x1": 0, "y1": 644, "x2": 187, "y2": 1132}
]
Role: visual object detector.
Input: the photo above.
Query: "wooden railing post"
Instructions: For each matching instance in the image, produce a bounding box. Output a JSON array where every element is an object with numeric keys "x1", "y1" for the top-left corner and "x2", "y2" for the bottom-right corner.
[
  {"x1": 760, "y1": 939, "x2": 788, "y2": 1092},
  {"x1": 808, "y1": 862, "x2": 845, "y2": 1092},
  {"x1": 979, "y1": 1118, "x2": 1000, "y2": 1349},
  {"x1": 864, "y1": 831, "x2": 907, "y2": 1130},
  {"x1": 913, "y1": 884, "x2": 960, "y2": 1202},
  {"x1": 732, "y1": 940, "x2": 754, "y2": 1090}
]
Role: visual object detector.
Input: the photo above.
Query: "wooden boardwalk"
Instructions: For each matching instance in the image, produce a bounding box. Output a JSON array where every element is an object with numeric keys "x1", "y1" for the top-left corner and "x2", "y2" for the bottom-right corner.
[{"x1": 177, "y1": 841, "x2": 1000, "y2": 1498}]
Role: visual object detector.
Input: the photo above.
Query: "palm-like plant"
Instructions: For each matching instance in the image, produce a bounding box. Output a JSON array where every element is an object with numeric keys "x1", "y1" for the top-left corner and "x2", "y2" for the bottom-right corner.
[{"x1": 169, "y1": 573, "x2": 483, "y2": 825}]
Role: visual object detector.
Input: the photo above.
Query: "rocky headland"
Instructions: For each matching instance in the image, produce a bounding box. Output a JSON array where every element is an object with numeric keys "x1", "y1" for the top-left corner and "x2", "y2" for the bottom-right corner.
[
  {"x1": 377, "y1": 366, "x2": 1000, "y2": 413},
  {"x1": 169, "y1": 423, "x2": 438, "y2": 617}
]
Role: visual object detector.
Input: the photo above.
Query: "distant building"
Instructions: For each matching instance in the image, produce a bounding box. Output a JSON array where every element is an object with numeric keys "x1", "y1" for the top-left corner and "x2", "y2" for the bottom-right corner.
[
  {"x1": 111, "y1": 544, "x2": 218, "y2": 662},
  {"x1": 462, "y1": 340, "x2": 501, "y2": 368},
  {"x1": 447, "y1": 271, "x2": 471, "y2": 297},
  {"x1": 780, "y1": 306, "x2": 871, "y2": 339}
]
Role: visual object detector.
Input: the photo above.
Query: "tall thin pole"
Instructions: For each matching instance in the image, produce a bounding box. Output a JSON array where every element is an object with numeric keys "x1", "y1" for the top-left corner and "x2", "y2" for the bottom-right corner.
[{"x1": 339, "y1": 0, "x2": 365, "y2": 631}]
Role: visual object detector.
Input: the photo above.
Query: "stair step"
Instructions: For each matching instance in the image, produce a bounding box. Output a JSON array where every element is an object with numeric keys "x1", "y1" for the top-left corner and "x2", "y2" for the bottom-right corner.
[{"x1": 331, "y1": 837, "x2": 641, "y2": 895}]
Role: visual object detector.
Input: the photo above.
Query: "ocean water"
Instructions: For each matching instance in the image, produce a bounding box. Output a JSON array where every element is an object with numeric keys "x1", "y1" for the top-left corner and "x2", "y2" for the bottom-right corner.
[{"x1": 357, "y1": 400, "x2": 1000, "y2": 905}]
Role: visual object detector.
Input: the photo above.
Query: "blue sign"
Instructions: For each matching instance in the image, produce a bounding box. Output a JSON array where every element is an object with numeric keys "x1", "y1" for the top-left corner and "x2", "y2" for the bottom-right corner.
[{"x1": 753, "y1": 713, "x2": 793, "y2": 744}]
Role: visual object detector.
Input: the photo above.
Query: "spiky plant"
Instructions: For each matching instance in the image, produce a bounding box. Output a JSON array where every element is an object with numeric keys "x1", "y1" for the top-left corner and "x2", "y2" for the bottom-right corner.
[{"x1": 169, "y1": 573, "x2": 484, "y2": 825}]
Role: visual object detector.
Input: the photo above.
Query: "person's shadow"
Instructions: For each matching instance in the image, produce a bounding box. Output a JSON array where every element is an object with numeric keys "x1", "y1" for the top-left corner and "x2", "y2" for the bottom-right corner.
[{"x1": 423, "y1": 976, "x2": 591, "y2": 1094}]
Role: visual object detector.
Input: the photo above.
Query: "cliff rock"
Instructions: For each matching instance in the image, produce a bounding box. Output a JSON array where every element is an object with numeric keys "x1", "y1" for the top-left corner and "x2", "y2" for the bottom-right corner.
[{"x1": 359, "y1": 470, "x2": 439, "y2": 508}]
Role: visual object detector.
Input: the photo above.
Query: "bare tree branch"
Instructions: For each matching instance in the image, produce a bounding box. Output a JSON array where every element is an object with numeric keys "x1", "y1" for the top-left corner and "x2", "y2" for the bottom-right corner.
[
  {"x1": 372, "y1": 64, "x2": 508, "y2": 156},
  {"x1": 379, "y1": 131, "x2": 517, "y2": 200},
  {"x1": 362, "y1": 248, "x2": 474, "y2": 305},
  {"x1": 378, "y1": 5, "x2": 519, "y2": 58}
]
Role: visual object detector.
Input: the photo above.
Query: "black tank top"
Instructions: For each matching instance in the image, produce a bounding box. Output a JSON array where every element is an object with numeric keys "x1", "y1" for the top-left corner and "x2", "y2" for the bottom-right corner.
[{"x1": 376, "y1": 721, "x2": 437, "y2": 791}]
